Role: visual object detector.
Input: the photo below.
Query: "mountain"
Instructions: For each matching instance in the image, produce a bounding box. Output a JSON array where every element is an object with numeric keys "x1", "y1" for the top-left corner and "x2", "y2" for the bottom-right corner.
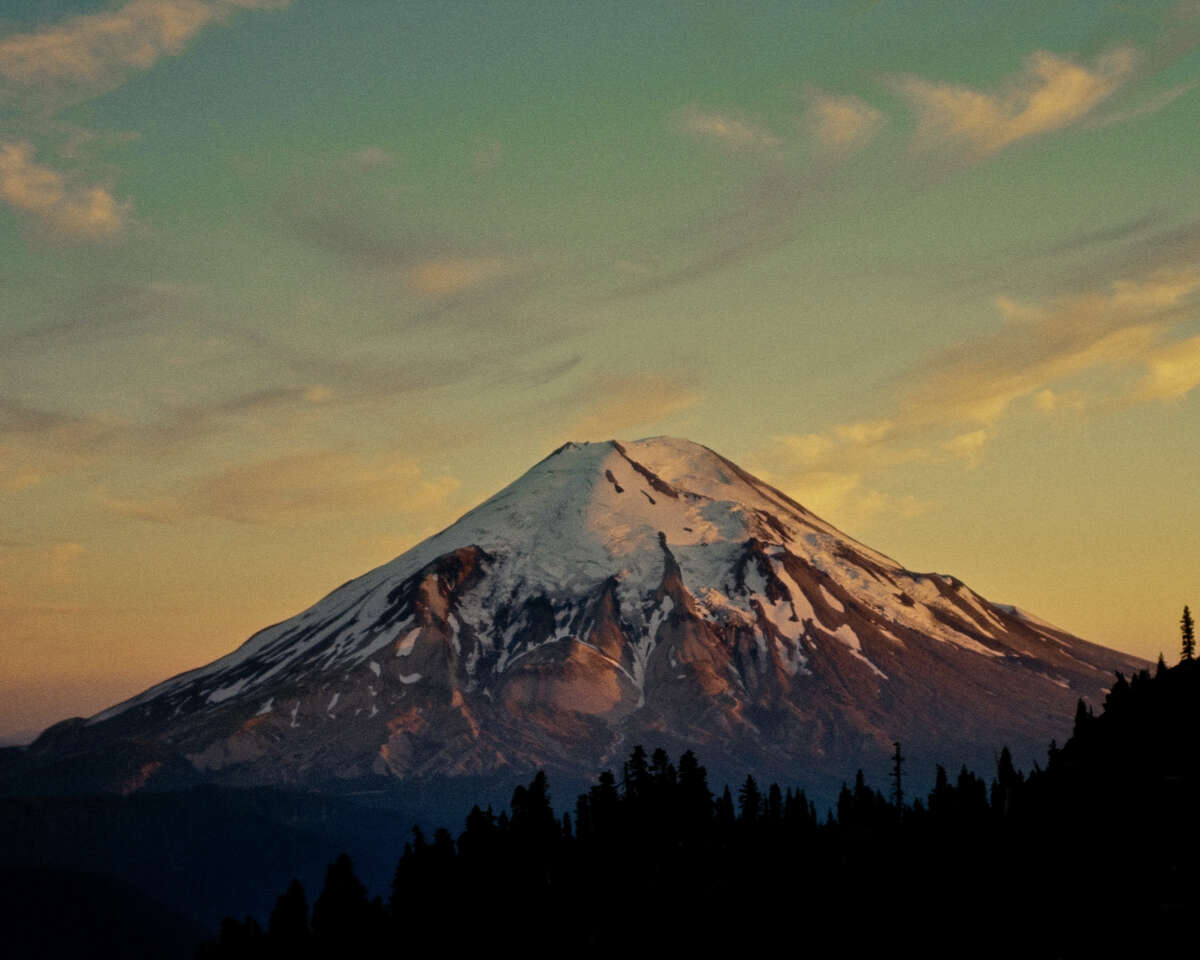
[{"x1": 8, "y1": 437, "x2": 1144, "y2": 797}]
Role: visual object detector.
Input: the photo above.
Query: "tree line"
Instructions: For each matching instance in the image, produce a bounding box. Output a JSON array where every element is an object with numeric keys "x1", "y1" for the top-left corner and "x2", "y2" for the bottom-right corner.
[{"x1": 201, "y1": 645, "x2": 1200, "y2": 958}]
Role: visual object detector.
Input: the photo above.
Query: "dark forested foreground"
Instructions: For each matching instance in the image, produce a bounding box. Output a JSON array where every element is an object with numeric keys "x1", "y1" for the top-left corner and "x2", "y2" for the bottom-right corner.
[{"x1": 200, "y1": 659, "x2": 1199, "y2": 958}]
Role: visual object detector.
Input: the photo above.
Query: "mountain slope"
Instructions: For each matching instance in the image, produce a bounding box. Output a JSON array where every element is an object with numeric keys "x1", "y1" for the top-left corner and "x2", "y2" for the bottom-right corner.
[{"x1": 13, "y1": 437, "x2": 1144, "y2": 794}]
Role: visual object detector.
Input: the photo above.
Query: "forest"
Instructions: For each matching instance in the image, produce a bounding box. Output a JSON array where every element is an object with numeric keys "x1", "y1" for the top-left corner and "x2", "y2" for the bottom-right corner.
[{"x1": 200, "y1": 650, "x2": 1200, "y2": 958}]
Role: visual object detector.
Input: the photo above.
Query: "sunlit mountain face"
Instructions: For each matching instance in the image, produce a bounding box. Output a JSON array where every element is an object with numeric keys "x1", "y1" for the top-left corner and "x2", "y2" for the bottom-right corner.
[{"x1": 13, "y1": 438, "x2": 1144, "y2": 797}]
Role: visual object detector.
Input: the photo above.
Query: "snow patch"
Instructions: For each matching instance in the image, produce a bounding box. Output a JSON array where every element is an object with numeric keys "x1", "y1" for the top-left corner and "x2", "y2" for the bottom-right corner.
[
  {"x1": 819, "y1": 585, "x2": 844, "y2": 612},
  {"x1": 208, "y1": 678, "x2": 250, "y2": 704},
  {"x1": 396, "y1": 628, "x2": 420, "y2": 657}
]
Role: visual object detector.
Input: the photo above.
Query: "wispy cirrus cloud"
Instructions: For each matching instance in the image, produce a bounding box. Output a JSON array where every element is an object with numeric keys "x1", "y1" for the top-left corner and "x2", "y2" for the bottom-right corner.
[
  {"x1": 291, "y1": 208, "x2": 526, "y2": 297},
  {"x1": 902, "y1": 270, "x2": 1200, "y2": 424},
  {"x1": 0, "y1": 0, "x2": 290, "y2": 107},
  {"x1": 565, "y1": 373, "x2": 700, "y2": 440},
  {"x1": 406, "y1": 257, "x2": 516, "y2": 298},
  {"x1": 98, "y1": 450, "x2": 459, "y2": 526},
  {"x1": 0, "y1": 140, "x2": 127, "y2": 239},
  {"x1": 804, "y1": 90, "x2": 884, "y2": 153},
  {"x1": 676, "y1": 105, "x2": 781, "y2": 151},
  {"x1": 763, "y1": 237, "x2": 1200, "y2": 527},
  {"x1": 0, "y1": 0, "x2": 291, "y2": 240},
  {"x1": 0, "y1": 380, "x2": 340, "y2": 491},
  {"x1": 1083, "y1": 80, "x2": 1199, "y2": 129},
  {"x1": 891, "y1": 48, "x2": 1136, "y2": 158},
  {"x1": 1135, "y1": 334, "x2": 1200, "y2": 401}
]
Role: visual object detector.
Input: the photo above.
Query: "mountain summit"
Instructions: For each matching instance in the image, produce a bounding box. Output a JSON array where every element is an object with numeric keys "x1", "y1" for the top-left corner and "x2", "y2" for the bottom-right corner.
[{"x1": 20, "y1": 437, "x2": 1143, "y2": 794}]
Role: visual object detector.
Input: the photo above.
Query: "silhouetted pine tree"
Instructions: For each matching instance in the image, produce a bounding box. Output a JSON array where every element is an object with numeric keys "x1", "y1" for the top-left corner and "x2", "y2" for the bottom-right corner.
[
  {"x1": 211, "y1": 916, "x2": 262, "y2": 960},
  {"x1": 677, "y1": 749, "x2": 713, "y2": 832},
  {"x1": 737, "y1": 775, "x2": 762, "y2": 825},
  {"x1": 266, "y1": 879, "x2": 308, "y2": 957},
  {"x1": 201, "y1": 651, "x2": 1200, "y2": 959},
  {"x1": 715, "y1": 785, "x2": 736, "y2": 832},
  {"x1": 1182, "y1": 605, "x2": 1195, "y2": 661},
  {"x1": 990, "y1": 746, "x2": 1023, "y2": 818},
  {"x1": 311, "y1": 854, "x2": 370, "y2": 951},
  {"x1": 622, "y1": 744, "x2": 651, "y2": 803}
]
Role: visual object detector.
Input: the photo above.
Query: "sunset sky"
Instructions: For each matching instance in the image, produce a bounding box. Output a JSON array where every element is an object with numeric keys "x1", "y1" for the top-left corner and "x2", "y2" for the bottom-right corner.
[{"x1": 2, "y1": 1, "x2": 1198, "y2": 738}]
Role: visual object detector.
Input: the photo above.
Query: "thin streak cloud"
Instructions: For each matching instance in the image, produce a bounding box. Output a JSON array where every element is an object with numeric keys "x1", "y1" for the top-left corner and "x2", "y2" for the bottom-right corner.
[
  {"x1": 97, "y1": 450, "x2": 459, "y2": 527},
  {"x1": 676, "y1": 105, "x2": 781, "y2": 151},
  {"x1": 0, "y1": 0, "x2": 291, "y2": 107},
  {"x1": 804, "y1": 91, "x2": 885, "y2": 153},
  {"x1": 892, "y1": 48, "x2": 1136, "y2": 158},
  {"x1": 0, "y1": 140, "x2": 127, "y2": 239}
]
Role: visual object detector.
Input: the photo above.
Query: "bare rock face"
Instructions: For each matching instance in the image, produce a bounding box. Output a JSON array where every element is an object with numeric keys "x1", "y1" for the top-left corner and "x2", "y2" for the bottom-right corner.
[{"x1": 16, "y1": 438, "x2": 1144, "y2": 795}]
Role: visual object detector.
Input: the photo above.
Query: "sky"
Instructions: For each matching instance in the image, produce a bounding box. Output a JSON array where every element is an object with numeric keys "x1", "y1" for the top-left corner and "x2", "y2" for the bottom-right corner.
[{"x1": 1, "y1": 1, "x2": 1198, "y2": 738}]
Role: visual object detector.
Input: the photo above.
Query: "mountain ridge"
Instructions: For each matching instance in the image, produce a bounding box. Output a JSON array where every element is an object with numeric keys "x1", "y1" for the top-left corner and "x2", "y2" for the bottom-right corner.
[{"x1": 12, "y1": 436, "x2": 1145, "y2": 796}]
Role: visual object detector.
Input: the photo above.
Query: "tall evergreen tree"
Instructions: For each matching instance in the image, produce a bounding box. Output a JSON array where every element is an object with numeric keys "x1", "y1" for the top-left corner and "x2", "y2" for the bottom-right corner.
[
  {"x1": 623, "y1": 745, "x2": 651, "y2": 803},
  {"x1": 1181, "y1": 606, "x2": 1195, "y2": 662},
  {"x1": 715, "y1": 785, "x2": 736, "y2": 831},
  {"x1": 677, "y1": 750, "x2": 712, "y2": 830},
  {"x1": 737, "y1": 775, "x2": 762, "y2": 824},
  {"x1": 267, "y1": 879, "x2": 309, "y2": 953},
  {"x1": 312, "y1": 854, "x2": 369, "y2": 948}
]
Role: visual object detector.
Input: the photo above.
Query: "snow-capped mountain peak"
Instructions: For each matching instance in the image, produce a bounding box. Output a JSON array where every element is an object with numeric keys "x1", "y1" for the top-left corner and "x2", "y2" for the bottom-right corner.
[{"x1": 43, "y1": 437, "x2": 1143, "y2": 794}]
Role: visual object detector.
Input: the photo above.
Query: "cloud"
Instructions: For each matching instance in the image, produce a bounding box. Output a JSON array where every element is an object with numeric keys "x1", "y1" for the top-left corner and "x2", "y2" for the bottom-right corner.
[
  {"x1": 773, "y1": 419, "x2": 918, "y2": 474},
  {"x1": 1083, "y1": 80, "x2": 1199, "y2": 129},
  {"x1": 0, "y1": 381, "x2": 340, "y2": 487},
  {"x1": 0, "y1": 2, "x2": 291, "y2": 242},
  {"x1": 406, "y1": 257, "x2": 514, "y2": 298},
  {"x1": 100, "y1": 450, "x2": 459, "y2": 526},
  {"x1": 902, "y1": 271, "x2": 1200, "y2": 424},
  {"x1": 0, "y1": 0, "x2": 291, "y2": 106},
  {"x1": 0, "y1": 140, "x2": 127, "y2": 239},
  {"x1": 804, "y1": 91, "x2": 884, "y2": 153},
  {"x1": 565, "y1": 374, "x2": 700, "y2": 439},
  {"x1": 941, "y1": 429, "x2": 988, "y2": 467},
  {"x1": 752, "y1": 466, "x2": 930, "y2": 532},
  {"x1": 292, "y1": 210, "x2": 438, "y2": 267},
  {"x1": 676, "y1": 105, "x2": 781, "y2": 151},
  {"x1": 1135, "y1": 334, "x2": 1200, "y2": 401},
  {"x1": 759, "y1": 256, "x2": 1200, "y2": 528},
  {"x1": 892, "y1": 48, "x2": 1135, "y2": 158},
  {"x1": 291, "y1": 211, "x2": 521, "y2": 297}
]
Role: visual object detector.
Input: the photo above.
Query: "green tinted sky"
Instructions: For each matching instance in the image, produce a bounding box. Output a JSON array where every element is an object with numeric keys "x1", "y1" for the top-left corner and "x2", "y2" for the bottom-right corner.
[{"x1": 2, "y1": 1, "x2": 1198, "y2": 735}]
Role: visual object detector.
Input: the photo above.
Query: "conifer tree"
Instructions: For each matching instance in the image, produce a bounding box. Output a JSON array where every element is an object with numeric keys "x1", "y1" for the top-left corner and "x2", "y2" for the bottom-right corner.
[
  {"x1": 267, "y1": 879, "x2": 309, "y2": 952},
  {"x1": 623, "y1": 744, "x2": 651, "y2": 802},
  {"x1": 738, "y1": 775, "x2": 762, "y2": 824},
  {"x1": 1181, "y1": 606, "x2": 1195, "y2": 662},
  {"x1": 715, "y1": 785, "x2": 736, "y2": 830},
  {"x1": 311, "y1": 854, "x2": 369, "y2": 948},
  {"x1": 677, "y1": 750, "x2": 712, "y2": 829}
]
